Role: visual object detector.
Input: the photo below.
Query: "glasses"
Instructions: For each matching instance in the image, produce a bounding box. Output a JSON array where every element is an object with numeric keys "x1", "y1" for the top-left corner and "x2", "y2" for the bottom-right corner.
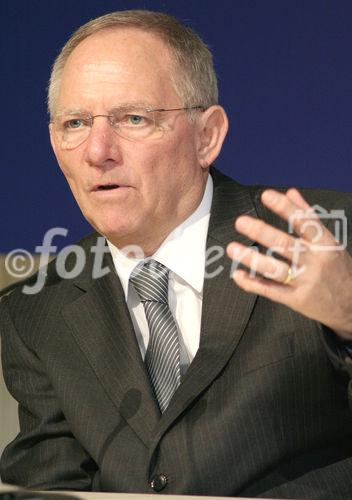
[{"x1": 50, "y1": 105, "x2": 205, "y2": 150}]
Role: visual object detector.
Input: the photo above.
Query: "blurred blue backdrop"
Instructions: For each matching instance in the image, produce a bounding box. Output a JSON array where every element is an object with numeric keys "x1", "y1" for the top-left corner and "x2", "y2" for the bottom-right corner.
[{"x1": 1, "y1": 0, "x2": 352, "y2": 251}]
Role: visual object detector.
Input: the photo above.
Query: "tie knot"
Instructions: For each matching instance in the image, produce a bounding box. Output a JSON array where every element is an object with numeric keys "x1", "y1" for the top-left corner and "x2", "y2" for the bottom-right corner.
[{"x1": 130, "y1": 260, "x2": 169, "y2": 303}]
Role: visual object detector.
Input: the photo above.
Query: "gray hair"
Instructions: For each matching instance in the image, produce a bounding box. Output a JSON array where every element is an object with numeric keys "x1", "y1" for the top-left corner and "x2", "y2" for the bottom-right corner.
[{"x1": 47, "y1": 10, "x2": 219, "y2": 117}]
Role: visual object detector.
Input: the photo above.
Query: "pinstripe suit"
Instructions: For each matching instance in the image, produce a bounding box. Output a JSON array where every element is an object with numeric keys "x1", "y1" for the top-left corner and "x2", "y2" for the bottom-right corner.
[{"x1": 1, "y1": 169, "x2": 352, "y2": 498}]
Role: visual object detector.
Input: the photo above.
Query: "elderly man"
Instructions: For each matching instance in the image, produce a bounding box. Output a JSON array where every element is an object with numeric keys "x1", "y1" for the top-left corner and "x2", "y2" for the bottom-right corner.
[{"x1": 1, "y1": 10, "x2": 352, "y2": 499}]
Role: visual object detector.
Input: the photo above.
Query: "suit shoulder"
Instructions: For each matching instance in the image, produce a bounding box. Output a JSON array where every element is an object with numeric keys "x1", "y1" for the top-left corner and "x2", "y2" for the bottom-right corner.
[
  {"x1": 242, "y1": 184, "x2": 352, "y2": 221},
  {"x1": 0, "y1": 231, "x2": 103, "y2": 333},
  {"x1": 245, "y1": 183, "x2": 350, "y2": 207}
]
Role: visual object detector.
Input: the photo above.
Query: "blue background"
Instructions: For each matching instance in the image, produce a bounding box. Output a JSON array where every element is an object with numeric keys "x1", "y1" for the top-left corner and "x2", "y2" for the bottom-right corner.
[{"x1": 2, "y1": 0, "x2": 352, "y2": 251}]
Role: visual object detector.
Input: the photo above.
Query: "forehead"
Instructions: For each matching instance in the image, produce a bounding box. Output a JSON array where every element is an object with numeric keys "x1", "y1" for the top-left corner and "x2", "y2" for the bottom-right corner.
[{"x1": 57, "y1": 28, "x2": 179, "y2": 111}]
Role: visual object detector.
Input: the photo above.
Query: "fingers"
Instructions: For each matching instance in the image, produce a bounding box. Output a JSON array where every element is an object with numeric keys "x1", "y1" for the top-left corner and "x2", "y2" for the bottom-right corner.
[
  {"x1": 235, "y1": 216, "x2": 305, "y2": 261},
  {"x1": 260, "y1": 189, "x2": 332, "y2": 245},
  {"x1": 226, "y1": 188, "x2": 352, "y2": 329},
  {"x1": 232, "y1": 269, "x2": 295, "y2": 304},
  {"x1": 227, "y1": 241, "x2": 292, "y2": 283},
  {"x1": 285, "y1": 188, "x2": 310, "y2": 209},
  {"x1": 233, "y1": 188, "x2": 338, "y2": 269}
]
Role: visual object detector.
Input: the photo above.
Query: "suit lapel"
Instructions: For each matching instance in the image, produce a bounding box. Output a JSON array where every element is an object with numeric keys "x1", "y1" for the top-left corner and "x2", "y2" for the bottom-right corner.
[
  {"x1": 149, "y1": 170, "x2": 259, "y2": 447},
  {"x1": 62, "y1": 171, "x2": 260, "y2": 453},
  {"x1": 62, "y1": 245, "x2": 160, "y2": 448}
]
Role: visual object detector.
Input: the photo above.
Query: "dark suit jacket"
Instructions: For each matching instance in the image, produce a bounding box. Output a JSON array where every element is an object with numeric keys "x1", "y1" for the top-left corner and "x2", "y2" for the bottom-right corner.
[{"x1": 1, "y1": 169, "x2": 352, "y2": 498}]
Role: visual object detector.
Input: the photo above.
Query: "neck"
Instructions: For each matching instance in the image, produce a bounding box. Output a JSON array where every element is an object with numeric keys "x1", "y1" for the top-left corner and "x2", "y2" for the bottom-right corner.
[{"x1": 108, "y1": 177, "x2": 208, "y2": 257}]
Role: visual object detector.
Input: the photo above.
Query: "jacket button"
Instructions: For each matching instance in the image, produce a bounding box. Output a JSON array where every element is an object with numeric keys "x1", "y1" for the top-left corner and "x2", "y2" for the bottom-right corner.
[{"x1": 150, "y1": 473, "x2": 168, "y2": 492}]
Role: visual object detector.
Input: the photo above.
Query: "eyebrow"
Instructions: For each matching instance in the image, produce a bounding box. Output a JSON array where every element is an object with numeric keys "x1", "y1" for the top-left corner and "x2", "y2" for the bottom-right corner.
[
  {"x1": 56, "y1": 102, "x2": 156, "y2": 116},
  {"x1": 55, "y1": 107, "x2": 88, "y2": 116}
]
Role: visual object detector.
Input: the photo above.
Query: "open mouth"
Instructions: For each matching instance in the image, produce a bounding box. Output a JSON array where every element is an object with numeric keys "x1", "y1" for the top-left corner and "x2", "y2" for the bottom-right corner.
[{"x1": 97, "y1": 184, "x2": 119, "y2": 191}]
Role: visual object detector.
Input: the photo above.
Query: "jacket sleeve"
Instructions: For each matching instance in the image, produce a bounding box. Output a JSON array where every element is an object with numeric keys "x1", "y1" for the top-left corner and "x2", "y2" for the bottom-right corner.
[
  {"x1": 0, "y1": 295, "x2": 99, "y2": 491},
  {"x1": 318, "y1": 192, "x2": 352, "y2": 408},
  {"x1": 320, "y1": 324, "x2": 352, "y2": 411}
]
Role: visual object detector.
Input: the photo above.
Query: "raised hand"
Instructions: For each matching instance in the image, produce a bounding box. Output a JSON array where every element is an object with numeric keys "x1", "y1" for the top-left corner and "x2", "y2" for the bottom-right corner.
[{"x1": 226, "y1": 188, "x2": 352, "y2": 339}]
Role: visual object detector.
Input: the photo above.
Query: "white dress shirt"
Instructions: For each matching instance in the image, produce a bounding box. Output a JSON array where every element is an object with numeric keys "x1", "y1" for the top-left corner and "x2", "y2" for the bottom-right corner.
[{"x1": 107, "y1": 175, "x2": 213, "y2": 375}]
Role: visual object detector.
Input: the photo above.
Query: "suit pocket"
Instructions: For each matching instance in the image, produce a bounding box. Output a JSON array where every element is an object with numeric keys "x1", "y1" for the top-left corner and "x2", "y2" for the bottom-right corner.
[{"x1": 238, "y1": 334, "x2": 294, "y2": 377}]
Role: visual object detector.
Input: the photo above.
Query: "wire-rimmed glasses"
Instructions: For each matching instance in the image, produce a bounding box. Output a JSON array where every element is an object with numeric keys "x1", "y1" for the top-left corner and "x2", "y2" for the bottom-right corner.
[{"x1": 50, "y1": 105, "x2": 205, "y2": 150}]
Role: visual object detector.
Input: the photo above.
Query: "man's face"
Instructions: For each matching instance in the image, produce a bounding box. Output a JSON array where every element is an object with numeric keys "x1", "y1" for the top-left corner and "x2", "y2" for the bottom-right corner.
[{"x1": 50, "y1": 28, "x2": 208, "y2": 253}]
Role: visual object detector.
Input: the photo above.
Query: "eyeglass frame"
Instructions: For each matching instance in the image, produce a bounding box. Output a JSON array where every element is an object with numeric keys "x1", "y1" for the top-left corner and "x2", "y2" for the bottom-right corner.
[
  {"x1": 49, "y1": 105, "x2": 206, "y2": 123},
  {"x1": 49, "y1": 105, "x2": 206, "y2": 147}
]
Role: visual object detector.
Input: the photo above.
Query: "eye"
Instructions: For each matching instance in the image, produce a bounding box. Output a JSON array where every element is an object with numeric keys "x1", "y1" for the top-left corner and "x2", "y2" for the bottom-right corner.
[
  {"x1": 128, "y1": 114, "x2": 145, "y2": 125},
  {"x1": 109, "y1": 109, "x2": 154, "y2": 128},
  {"x1": 65, "y1": 118, "x2": 84, "y2": 129}
]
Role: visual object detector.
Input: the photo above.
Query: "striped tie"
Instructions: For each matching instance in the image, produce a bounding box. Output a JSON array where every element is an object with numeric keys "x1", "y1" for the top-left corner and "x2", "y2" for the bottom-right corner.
[{"x1": 130, "y1": 260, "x2": 181, "y2": 412}]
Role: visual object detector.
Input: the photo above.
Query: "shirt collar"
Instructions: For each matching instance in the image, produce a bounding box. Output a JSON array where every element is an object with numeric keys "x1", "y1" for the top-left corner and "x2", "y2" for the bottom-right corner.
[{"x1": 107, "y1": 174, "x2": 213, "y2": 299}]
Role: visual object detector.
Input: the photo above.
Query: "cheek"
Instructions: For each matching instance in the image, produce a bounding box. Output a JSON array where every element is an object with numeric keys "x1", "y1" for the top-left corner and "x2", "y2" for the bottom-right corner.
[
  {"x1": 169, "y1": 126, "x2": 199, "y2": 169},
  {"x1": 161, "y1": 131, "x2": 199, "y2": 180},
  {"x1": 55, "y1": 153, "x2": 73, "y2": 178},
  {"x1": 141, "y1": 128, "x2": 197, "y2": 174},
  {"x1": 56, "y1": 153, "x2": 82, "y2": 186}
]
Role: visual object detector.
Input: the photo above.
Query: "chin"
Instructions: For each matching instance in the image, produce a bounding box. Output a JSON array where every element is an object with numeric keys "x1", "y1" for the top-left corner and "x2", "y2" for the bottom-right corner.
[
  {"x1": 85, "y1": 210, "x2": 126, "y2": 236},
  {"x1": 96, "y1": 222, "x2": 139, "y2": 248}
]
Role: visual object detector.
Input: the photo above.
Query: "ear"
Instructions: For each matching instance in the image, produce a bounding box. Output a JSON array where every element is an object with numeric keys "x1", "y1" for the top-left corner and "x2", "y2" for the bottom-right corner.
[{"x1": 196, "y1": 105, "x2": 228, "y2": 169}]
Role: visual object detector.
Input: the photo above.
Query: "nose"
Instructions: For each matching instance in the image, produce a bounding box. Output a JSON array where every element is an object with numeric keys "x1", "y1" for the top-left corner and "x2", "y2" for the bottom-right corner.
[{"x1": 83, "y1": 115, "x2": 122, "y2": 167}]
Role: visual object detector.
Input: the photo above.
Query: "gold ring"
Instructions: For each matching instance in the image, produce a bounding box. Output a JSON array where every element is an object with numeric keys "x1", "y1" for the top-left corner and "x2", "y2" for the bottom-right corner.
[{"x1": 283, "y1": 266, "x2": 294, "y2": 285}]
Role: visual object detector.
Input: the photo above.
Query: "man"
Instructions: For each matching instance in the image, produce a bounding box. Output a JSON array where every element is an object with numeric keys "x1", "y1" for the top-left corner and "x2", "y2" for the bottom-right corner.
[{"x1": 1, "y1": 10, "x2": 352, "y2": 498}]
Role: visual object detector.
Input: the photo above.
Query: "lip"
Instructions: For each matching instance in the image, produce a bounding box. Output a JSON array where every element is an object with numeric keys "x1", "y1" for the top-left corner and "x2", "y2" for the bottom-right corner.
[{"x1": 90, "y1": 183, "x2": 130, "y2": 192}]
